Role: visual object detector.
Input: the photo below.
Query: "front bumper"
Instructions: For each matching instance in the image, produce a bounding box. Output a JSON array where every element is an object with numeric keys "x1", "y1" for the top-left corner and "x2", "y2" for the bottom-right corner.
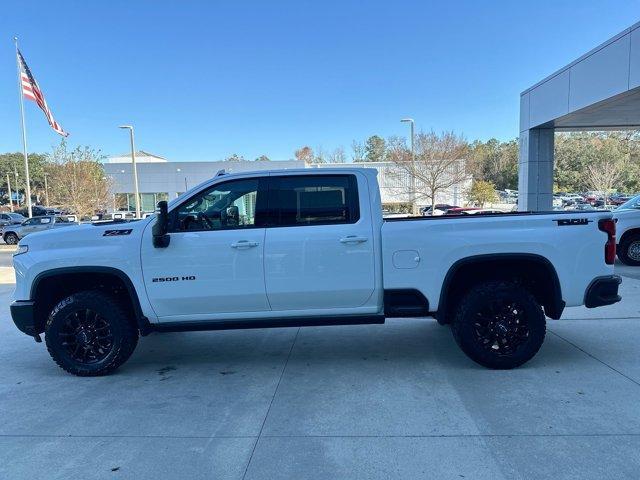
[
  {"x1": 10, "y1": 300, "x2": 38, "y2": 337},
  {"x1": 584, "y1": 275, "x2": 622, "y2": 308}
]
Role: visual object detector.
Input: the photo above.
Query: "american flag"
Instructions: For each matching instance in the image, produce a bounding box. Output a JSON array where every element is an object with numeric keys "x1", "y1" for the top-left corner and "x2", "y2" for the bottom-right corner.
[{"x1": 17, "y1": 49, "x2": 68, "y2": 137}]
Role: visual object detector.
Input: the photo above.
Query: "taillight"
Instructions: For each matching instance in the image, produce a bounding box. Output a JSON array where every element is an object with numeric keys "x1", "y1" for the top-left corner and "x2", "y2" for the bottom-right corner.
[{"x1": 598, "y1": 218, "x2": 616, "y2": 265}]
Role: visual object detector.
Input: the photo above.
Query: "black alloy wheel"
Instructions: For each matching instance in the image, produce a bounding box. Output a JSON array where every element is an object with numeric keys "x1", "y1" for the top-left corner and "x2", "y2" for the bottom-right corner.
[
  {"x1": 45, "y1": 290, "x2": 138, "y2": 376},
  {"x1": 452, "y1": 281, "x2": 546, "y2": 369}
]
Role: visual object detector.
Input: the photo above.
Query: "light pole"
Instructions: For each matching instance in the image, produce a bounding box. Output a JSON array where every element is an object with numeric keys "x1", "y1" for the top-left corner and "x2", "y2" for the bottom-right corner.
[
  {"x1": 6, "y1": 173, "x2": 14, "y2": 212},
  {"x1": 43, "y1": 172, "x2": 49, "y2": 208},
  {"x1": 14, "y1": 168, "x2": 20, "y2": 207},
  {"x1": 401, "y1": 118, "x2": 417, "y2": 215},
  {"x1": 118, "y1": 125, "x2": 141, "y2": 218}
]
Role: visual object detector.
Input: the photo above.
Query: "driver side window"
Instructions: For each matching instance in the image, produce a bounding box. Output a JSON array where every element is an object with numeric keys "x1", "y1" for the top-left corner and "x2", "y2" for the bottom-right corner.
[{"x1": 171, "y1": 178, "x2": 260, "y2": 232}]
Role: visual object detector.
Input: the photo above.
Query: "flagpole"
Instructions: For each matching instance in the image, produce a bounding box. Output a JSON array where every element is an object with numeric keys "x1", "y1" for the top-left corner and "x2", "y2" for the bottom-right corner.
[{"x1": 14, "y1": 36, "x2": 33, "y2": 218}]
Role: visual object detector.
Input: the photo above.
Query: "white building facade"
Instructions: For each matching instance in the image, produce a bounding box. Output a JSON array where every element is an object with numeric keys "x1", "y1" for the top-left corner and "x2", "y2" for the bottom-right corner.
[{"x1": 103, "y1": 154, "x2": 470, "y2": 213}]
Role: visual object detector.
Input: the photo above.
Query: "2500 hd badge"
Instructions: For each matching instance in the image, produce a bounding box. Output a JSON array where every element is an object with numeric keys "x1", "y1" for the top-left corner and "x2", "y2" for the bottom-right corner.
[{"x1": 152, "y1": 276, "x2": 196, "y2": 283}]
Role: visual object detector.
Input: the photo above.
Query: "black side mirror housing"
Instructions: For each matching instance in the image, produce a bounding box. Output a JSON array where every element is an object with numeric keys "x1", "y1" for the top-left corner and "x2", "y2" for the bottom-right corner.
[{"x1": 152, "y1": 201, "x2": 171, "y2": 248}]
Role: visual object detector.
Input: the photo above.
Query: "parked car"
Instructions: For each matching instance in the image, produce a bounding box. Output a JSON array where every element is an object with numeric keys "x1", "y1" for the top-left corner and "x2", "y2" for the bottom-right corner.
[
  {"x1": 2, "y1": 215, "x2": 78, "y2": 245},
  {"x1": 465, "y1": 208, "x2": 509, "y2": 215},
  {"x1": 613, "y1": 194, "x2": 640, "y2": 265},
  {"x1": 571, "y1": 203, "x2": 596, "y2": 211},
  {"x1": 15, "y1": 205, "x2": 49, "y2": 218},
  {"x1": 420, "y1": 204, "x2": 459, "y2": 216},
  {"x1": 0, "y1": 212, "x2": 26, "y2": 227},
  {"x1": 10, "y1": 167, "x2": 620, "y2": 376}
]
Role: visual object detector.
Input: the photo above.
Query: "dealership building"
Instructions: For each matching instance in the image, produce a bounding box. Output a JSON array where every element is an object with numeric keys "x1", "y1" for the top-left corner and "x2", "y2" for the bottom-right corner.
[
  {"x1": 520, "y1": 21, "x2": 640, "y2": 211},
  {"x1": 103, "y1": 153, "x2": 470, "y2": 213}
]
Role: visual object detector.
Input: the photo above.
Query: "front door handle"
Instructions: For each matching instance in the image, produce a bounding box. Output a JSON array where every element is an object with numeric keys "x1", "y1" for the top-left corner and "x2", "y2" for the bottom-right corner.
[
  {"x1": 231, "y1": 240, "x2": 259, "y2": 249},
  {"x1": 339, "y1": 235, "x2": 368, "y2": 244}
]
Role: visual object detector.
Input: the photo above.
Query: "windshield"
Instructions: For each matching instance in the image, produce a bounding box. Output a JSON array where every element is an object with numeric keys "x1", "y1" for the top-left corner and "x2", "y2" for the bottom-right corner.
[{"x1": 617, "y1": 194, "x2": 640, "y2": 210}]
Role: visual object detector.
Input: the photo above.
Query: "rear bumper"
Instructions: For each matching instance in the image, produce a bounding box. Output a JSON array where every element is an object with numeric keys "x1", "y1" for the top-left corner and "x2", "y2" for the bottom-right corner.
[
  {"x1": 10, "y1": 300, "x2": 38, "y2": 336},
  {"x1": 584, "y1": 275, "x2": 622, "y2": 308}
]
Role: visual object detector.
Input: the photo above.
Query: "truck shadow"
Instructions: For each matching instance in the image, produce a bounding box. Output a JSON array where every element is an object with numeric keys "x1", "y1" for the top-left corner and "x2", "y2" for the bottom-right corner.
[{"x1": 122, "y1": 318, "x2": 590, "y2": 373}]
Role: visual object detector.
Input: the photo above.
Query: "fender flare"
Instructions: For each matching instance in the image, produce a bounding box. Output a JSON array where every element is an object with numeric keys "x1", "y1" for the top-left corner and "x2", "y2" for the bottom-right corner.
[
  {"x1": 437, "y1": 253, "x2": 564, "y2": 321},
  {"x1": 31, "y1": 266, "x2": 151, "y2": 334}
]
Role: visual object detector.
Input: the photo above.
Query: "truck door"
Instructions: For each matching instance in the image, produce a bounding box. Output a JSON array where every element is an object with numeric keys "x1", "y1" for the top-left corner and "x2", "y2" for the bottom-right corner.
[
  {"x1": 263, "y1": 173, "x2": 375, "y2": 311},
  {"x1": 141, "y1": 177, "x2": 270, "y2": 319},
  {"x1": 22, "y1": 217, "x2": 52, "y2": 235}
]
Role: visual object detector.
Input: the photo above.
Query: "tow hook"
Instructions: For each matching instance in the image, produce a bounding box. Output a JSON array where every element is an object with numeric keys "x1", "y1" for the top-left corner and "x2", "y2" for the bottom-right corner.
[{"x1": 33, "y1": 333, "x2": 42, "y2": 343}]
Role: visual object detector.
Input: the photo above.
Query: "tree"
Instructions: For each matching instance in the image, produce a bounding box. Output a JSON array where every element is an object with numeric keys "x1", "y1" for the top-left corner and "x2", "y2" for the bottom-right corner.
[
  {"x1": 314, "y1": 146, "x2": 326, "y2": 164},
  {"x1": 365, "y1": 135, "x2": 386, "y2": 162},
  {"x1": 584, "y1": 155, "x2": 627, "y2": 204},
  {"x1": 555, "y1": 131, "x2": 640, "y2": 193},
  {"x1": 46, "y1": 139, "x2": 112, "y2": 217},
  {"x1": 0, "y1": 152, "x2": 50, "y2": 206},
  {"x1": 255, "y1": 155, "x2": 270, "y2": 162},
  {"x1": 225, "y1": 154, "x2": 245, "y2": 162},
  {"x1": 351, "y1": 140, "x2": 365, "y2": 162},
  {"x1": 328, "y1": 146, "x2": 346, "y2": 164},
  {"x1": 468, "y1": 138, "x2": 518, "y2": 190},
  {"x1": 467, "y1": 180, "x2": 498, "y2": 207},
  {"x1": 387, "y1": 131, "x2": 470, "y2": 215},
  {"x1": 294, "y1": 146, "x2": 314, "y2": 164}
]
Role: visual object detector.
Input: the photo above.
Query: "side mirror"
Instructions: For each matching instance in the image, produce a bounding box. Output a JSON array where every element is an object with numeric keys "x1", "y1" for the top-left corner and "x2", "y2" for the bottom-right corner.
[
  {"x1": 226, "y1": 205, "x2": 239, "y2": 225},
  {"x1": 152, "y1": 201, "x2": 171, "y2": 248}
]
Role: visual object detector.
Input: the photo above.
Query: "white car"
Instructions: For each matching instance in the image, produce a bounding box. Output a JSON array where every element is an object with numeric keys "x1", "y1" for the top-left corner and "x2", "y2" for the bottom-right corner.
[
  {"x1": 10, "y1": 168, "x2": 620, "y2": 375},
  {"x1": 613, "y1": 194, "x2": 640, "y2": 265}
]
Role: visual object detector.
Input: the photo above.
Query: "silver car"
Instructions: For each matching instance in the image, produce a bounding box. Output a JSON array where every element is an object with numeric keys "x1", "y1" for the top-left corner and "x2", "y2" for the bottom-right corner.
[
  {"x1": 0, "y1": 212, "x2": 26, "y2": 227},
  {"x1": 2, "y1": 215, "x2": 78, "y2": 245}
]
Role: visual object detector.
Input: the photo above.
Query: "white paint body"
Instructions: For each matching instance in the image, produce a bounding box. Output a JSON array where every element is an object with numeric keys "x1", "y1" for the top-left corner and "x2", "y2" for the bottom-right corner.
[
  {"x1": 13, "y1": 168, "x2": 616, "y2": 324},
  {"x1": 613, "y1": 207, "x2": 640, "y2": 245}
]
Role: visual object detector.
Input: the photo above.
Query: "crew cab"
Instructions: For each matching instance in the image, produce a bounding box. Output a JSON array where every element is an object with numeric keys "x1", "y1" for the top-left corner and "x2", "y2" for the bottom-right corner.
[
  {"x1": 2, "y1": 215, "x2": 78, "y2": 245},
  {"x1": 10, "y1": 168, "x2": 621, "y2": 376}
]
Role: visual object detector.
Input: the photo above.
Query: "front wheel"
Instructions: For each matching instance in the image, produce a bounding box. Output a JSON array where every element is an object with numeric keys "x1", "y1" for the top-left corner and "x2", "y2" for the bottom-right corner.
[
  {"x1": 451, "y1": 281, "x2": 546, "y2": 369},
  {"x1": 617, "y1": 233, "x2": 640, "y2": 266},
  {"x1": 4, "y1": 233, "x2": 18, "y2": 245},
  {"x1": 45, "y1": 290, "x2": 139, "y2": 376}
]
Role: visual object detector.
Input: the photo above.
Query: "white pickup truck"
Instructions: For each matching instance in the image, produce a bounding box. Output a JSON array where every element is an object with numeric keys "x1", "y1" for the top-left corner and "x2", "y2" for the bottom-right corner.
[
  {"x1": 613, "y1": 194, "x2": 640, "y2": 265},
  {"x1": 10, "y1": 168, "x2": 621, "y2": 376}
]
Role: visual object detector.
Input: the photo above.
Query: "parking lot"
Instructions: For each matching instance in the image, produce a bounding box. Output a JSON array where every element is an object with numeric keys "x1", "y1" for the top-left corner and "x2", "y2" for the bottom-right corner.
[{"x1": 1, "y1": 248, "x2": 639, "y2": 479}]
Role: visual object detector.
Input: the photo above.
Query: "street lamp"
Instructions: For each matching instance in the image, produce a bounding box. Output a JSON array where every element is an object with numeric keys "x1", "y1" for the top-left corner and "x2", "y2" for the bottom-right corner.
[
  {"x1": 6, "y1": 173, "x2": 14, "y2": 212},
  {"x1": 118, "y1": 125, "x2": 141, "y2": 218},
  {"x1": 14, "y1": 168, "x2": 20, "y2": 207},
  {"x1": 401, "y1": 118, "x2": 417, "y2": 215},
  {"x1": 43, "y1": 172, "x2": 49, "y2": 208}
]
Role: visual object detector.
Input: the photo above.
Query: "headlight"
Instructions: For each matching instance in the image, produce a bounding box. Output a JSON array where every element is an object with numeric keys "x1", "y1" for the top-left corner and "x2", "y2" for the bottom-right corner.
[{"x1": 14, "y1": 245, "x2": 28, "y2": 256}]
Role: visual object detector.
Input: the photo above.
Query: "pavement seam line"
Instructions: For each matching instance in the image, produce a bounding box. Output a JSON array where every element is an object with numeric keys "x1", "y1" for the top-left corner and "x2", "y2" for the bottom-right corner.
[
  {"x1": 3, "y1": 433, "x2": 640, "y2": 439},
  {"x1": 241, "y1": 327, "x2": 300, "y2": 480},
  {"x1": 549, "y1": 330, "x2": 640, "y2": 388}
]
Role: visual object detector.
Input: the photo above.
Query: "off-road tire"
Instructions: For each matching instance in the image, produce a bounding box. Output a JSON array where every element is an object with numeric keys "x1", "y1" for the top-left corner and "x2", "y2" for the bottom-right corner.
[
  {"x1": 617, "y1": 233, "x2": 640, "y2": 266},
  {"x1": 45, "y1": 290, "x2": 138, "y2": 376},
  {"x1": 451, "y1": 281, "x2": 546, "y2": 369},
  {"x1": 4, "y1": 233, "x2": 18, "y2": 245}
]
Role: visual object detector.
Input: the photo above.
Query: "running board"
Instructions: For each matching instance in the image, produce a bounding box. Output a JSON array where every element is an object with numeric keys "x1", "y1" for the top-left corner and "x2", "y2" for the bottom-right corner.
[{"x1": 149, "y1": 315, "x2": 386, "y2": 333}]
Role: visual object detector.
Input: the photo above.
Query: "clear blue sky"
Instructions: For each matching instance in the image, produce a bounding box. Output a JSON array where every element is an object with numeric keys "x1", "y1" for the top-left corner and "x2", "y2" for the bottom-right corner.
[{"x1": 1, "y1": 1, "x2": 638, "y2": 161}]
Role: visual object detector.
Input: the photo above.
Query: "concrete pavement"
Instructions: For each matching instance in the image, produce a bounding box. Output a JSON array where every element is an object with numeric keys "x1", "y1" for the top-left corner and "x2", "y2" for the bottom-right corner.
[{"x1": 1, "y1": 251, "x2": 639, "y2": 479}]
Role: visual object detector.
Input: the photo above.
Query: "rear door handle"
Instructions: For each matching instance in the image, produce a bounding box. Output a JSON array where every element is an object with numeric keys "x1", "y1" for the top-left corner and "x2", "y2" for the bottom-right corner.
[
  {"x1": 231, "y1": 240, "x2": 259, "y2": 249},
  {"x1": 339, "y1": 236, "x2": 368, "y2": 244}
]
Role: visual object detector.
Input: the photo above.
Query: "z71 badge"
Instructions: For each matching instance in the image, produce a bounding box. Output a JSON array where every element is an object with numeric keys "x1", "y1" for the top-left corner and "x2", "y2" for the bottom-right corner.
[{"x1": 103, "y1": 229, "x2": 133, "y2": 236}]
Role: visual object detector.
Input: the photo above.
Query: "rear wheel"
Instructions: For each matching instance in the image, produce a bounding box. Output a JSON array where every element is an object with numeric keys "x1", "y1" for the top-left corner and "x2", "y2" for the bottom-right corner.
[
  {"x1": 45, "y1": 290, "x2": 138, "y2": 376},
  {"x1": 451, "y1": 281, "x2": 546, "y2": 369},
  {"x1": 4, "y1": 233, "x2": 18, "y2": 245},
  {"x1": 618, "y1": 233, "x2": 640, "y2": 266}
]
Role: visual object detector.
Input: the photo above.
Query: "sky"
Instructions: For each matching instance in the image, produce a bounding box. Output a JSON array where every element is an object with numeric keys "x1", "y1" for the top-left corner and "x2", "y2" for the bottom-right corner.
[{"x1": 1, "y1": 0, "x2": 639, "y2": 162}]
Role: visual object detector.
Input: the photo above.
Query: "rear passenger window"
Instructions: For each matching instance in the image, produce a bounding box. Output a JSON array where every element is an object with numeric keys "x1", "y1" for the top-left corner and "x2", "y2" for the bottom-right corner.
[{"x1": 271, "y1": 175, "x2": 359, "y2": 226}]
